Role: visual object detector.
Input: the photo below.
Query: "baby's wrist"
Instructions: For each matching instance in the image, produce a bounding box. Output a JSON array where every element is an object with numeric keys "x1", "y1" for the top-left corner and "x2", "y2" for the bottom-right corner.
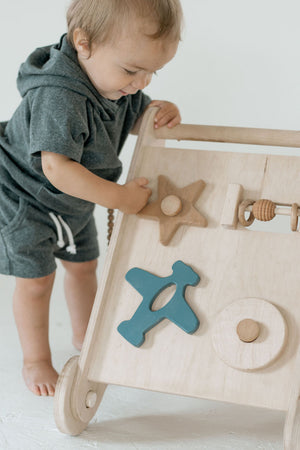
[{"x1": 110, "y1": 183, "x2": 127, "y2": 211}]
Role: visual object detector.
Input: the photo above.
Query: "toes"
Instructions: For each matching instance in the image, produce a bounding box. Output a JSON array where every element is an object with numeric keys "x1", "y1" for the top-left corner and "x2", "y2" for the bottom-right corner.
[
  {"x1": 48, "y1": 384, "x2": 56, "y2": 396},
  {"x1": 32, "y1": 384, "x2": 41, "y2": 396},
  {"x1": 31, "y1": 383, "x2": 55, "y2": 396},
  {"x1": 40, "y1": 384, "x2": 49, "y2": 396}
]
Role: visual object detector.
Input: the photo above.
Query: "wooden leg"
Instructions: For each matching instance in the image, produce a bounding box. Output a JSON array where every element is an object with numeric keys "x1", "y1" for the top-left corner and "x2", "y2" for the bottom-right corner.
[
  {"x1": 284, "y1": 392, "x2": 300, "y2": 449},
  {"x1": 284, "y1": 347, "x2": 300, "y2": 449},
  {"x1": 54, "y1": 356, "x2": 106, "y2": 435}
]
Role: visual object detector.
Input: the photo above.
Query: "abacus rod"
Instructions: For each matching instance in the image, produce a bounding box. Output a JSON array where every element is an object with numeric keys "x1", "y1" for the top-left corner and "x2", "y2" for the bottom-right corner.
[{"x1": 246, "y1": 205, "x2": 299, "y2": 217}]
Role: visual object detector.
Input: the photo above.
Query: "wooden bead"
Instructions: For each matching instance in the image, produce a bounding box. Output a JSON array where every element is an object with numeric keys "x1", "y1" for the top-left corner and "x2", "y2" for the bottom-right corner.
[
  {"x1": 161, "y1": 195, "x2": 183, "y2": 217},
  {"x1": 238, "y1": 199, "x2": 255, "y2": 227},
  {"x1": 252, "y1": 199, "x2": 276, "y2": 222},
  {"x1": 237, "y1": 318, "x2": 260, "y2": 343},
  {"x1": 291, "y1": 203, "x2": 298, "y2": 231}
]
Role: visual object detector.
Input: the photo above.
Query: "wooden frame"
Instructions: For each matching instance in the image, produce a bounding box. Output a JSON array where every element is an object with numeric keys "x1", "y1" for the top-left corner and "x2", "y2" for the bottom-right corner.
[
  {"x1": 54, "y1": 108, "x2": 300, "y2": 448},
  {"x1": 154, "y1": 123, "x2": 300, "y2": 147}
]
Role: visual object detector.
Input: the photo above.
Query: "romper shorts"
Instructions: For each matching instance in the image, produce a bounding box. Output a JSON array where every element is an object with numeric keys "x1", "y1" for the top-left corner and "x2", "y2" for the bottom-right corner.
[{"x1": 0, "y1": 186, "x2": 99, "y2": 278}]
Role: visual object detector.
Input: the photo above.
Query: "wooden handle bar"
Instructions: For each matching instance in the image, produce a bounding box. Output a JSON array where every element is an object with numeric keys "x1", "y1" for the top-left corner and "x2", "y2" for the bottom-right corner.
[{"x1": 154, "y1": 124, "x2": 300, "y2": 148}]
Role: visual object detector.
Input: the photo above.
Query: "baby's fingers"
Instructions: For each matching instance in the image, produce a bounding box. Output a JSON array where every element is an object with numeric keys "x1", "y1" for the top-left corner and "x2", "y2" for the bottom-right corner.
[
  {"x1": 134, "y1": 178, "x2": 152, "y2": 198},
  {"x1": 154, "y1": 106, "x2": 181, "y2": 129},
  {"x1": 135, "y1": 177, "x2": 149, "y2": 187},
  {"x1": 166, "y1": 114, "x2": 181, "y2": 128}
]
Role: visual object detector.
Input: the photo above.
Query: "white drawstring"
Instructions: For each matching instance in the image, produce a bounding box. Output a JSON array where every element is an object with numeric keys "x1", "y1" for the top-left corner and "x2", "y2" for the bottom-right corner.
[
  {"x1": 49, "y1": 212, "x2": 77, "y2": 255},
  {"x1": 49, "y1": 212, "x2": 65, "y2": 248},
  {"x1": 57, "y1": 215, "x2": 77, "y2": 254}
]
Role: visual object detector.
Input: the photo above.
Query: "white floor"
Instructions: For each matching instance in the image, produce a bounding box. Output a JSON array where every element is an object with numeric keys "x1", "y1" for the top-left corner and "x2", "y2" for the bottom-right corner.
[{"x1": 0, "y1": 238, "x2": 285, "y2": 450}]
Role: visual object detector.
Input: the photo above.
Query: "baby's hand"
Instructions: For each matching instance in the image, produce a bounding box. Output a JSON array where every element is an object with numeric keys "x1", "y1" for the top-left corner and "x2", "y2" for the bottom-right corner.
[
  {"x1": 149, "y1": 100, "x2": 181, "y2": 129},
  {"x1": 120, "y1": 177, "x2": 152, "y2": 214}
]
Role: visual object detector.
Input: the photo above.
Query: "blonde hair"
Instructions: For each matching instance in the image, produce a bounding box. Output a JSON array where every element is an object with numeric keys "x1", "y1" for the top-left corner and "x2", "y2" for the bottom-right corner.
[{"x1": 67, "y1": 0, "x2": 183, "y2": 49}]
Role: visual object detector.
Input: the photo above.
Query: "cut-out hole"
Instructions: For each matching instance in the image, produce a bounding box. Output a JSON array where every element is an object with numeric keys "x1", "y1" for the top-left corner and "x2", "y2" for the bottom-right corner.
[
  {"x1": 151, "y1": 284, "x2": 177, "y2": 311},
  {"x1": 248, "y1": 213, "x2": 293, "y2": 234},
  {"x1": 244, "y1": 211, "x2": 252, "y2": 221}
]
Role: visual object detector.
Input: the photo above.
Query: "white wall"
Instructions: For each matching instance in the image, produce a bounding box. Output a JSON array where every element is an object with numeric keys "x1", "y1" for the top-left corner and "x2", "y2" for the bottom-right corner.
[
  {"x1": 1, "y1": 0, "x2": 299, "y2": 265},
  {"x1": 1, "y1": 0, "x2": 300, "y2": 127},
  {"x1": 154, "y1": 0, "x2": 300, "y2": 130}
]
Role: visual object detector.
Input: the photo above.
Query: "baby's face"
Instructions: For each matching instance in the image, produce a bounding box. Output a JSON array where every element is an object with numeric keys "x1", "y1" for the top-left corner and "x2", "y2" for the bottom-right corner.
[{"x1": 77, "y1": 27, "x2": 178, "y2": 100}]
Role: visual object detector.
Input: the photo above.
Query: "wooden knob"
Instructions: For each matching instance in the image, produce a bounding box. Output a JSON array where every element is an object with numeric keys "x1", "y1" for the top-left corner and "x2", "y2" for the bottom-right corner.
[
  {"x1": 161, "y1": 195, "x2": 183, "y2": 216},
  {"x1": 85, "y1": 390, "x2": 97, "y2": 408},
  {"x1": 236, "y1": 318, "x2": 260, "y2": 342}
]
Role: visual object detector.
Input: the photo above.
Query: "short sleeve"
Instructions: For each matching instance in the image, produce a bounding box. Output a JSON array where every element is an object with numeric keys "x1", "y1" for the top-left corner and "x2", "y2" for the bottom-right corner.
[
  {"x1": 132, "y1": 91, "x2": 152, "y2": 118},
  {"x1": 138, "y1": 92, "x2": 152, "y2": 116},
  {"x1": 29, "y1": 87, "x2": 89, "y2": 162}
]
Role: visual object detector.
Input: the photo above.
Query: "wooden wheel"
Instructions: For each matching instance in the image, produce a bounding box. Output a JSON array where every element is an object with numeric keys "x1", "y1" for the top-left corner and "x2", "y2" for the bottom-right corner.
[
  {"x1": 54, "y1": 355, "x2": 105, "y2": 435},
  {"x1": 54, "y1": 356, "x2": 88, "y2": 435}
]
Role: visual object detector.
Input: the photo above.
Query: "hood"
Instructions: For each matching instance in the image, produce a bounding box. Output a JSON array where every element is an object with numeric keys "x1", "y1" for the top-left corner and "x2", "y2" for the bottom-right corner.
[{"x1": 17, "y1": 34, "x2": 121, "y2": 120}]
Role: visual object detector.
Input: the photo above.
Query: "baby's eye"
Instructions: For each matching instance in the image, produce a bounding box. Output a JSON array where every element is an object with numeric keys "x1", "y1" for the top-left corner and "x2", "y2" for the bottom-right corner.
[
  {"x1": 124, "y1": 69, "x2": 138, "y2": 75},
  {"x1": 123, "y1": 68, "x2": 158, "y2": 76}
]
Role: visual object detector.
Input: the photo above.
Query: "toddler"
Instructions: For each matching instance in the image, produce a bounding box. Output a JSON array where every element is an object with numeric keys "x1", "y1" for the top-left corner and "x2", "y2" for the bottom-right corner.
[{"x1": 0, "y1": 0, "x2": 182, "y2": 396}]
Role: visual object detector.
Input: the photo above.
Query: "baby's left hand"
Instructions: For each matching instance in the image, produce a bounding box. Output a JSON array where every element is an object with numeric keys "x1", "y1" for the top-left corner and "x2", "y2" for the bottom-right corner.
[{"x1": 149, "y1": 100, "x2": 181, "y2": 129}]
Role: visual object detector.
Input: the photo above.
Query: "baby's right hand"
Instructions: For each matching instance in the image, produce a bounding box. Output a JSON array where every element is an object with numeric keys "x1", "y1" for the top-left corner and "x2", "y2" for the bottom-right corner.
[{"x1": 120, "y1": 177, "x2": 152, "y2": 214}]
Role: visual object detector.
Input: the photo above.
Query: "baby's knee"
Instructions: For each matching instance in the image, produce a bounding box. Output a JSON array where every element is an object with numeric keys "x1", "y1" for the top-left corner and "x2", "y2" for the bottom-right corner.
[
  {"x1": 63, "y1": 259, "x2": 98, "y2": 279},
  {"x1": 15, "y1": 273, "x2": 55, "y2": 299}
]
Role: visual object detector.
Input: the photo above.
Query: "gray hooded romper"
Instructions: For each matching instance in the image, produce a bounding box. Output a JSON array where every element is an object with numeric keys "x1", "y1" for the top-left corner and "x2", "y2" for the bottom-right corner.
[{"x1": 0, "y1": 35, "x2": 151, "y2": 278}]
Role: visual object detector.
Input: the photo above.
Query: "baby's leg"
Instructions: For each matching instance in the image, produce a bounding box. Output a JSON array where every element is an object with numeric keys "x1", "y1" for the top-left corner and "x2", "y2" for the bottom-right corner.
[
  {"x1": 61, "y1": 259, "x2": 97, "y2": 351},
  {"x1": 13, "y1": 272, "x2": 58, "y2": 396}
]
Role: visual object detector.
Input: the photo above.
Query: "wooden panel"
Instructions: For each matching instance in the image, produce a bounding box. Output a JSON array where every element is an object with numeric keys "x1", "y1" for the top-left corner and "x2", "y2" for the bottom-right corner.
[{"x1": 85, "y1": 146, "x2": 300, "y2": 412}]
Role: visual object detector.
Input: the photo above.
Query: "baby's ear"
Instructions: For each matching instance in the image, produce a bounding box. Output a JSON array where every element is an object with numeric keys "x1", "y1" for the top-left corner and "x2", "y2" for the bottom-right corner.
[{"x1": 73, "y1": 28, "x2": 91, "y2": 58}]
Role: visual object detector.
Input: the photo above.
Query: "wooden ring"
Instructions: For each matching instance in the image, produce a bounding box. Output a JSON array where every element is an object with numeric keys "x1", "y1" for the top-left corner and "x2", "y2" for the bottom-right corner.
[
  {"x1": 212, "y1": 298, "x2": 287, "y2": 371},
  {"x1": 291, "y1": 203, "x2": 298, "y2": 232},
  {"x1": 238, "y1": 199, "x2": 255, "y2": 227}
]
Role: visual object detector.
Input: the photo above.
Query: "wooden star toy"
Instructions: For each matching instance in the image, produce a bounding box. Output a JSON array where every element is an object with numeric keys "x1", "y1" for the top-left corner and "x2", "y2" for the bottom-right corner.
[{"x1": 138, "y1": 175, "x2": 207, "y2": 245}]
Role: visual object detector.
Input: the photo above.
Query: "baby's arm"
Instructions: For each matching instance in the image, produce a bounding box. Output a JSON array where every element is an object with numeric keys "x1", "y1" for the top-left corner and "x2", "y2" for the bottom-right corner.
[{"x1": 41, "y1": 152, "x2": 151, "y2": 214}]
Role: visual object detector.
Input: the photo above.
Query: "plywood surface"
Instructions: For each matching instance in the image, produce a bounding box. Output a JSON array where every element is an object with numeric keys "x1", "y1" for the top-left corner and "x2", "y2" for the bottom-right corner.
[{"x1": 83, "y1": 146, "x2": 300, "y2": 412}]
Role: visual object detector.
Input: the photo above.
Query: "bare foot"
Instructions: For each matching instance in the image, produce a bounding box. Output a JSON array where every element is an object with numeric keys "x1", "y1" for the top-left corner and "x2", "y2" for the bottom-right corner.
[
  {"x1": 72, "y1": 336, "x2": 84, "y2": 352},
  {"x1": 22, "y1": 360, "x2": 58, "y2": 396}
]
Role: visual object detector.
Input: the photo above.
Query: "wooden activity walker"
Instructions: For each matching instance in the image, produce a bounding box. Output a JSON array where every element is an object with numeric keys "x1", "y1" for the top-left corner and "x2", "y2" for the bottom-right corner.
[{"x1": 54, "y1": 107, "x2": 300, "y2": 449}]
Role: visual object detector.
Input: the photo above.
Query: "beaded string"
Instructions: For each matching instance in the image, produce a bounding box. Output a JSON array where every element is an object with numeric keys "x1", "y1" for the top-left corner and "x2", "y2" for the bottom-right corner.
[{"x1": 107, "y1": 208, "x2": 115, "y2": 244}]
